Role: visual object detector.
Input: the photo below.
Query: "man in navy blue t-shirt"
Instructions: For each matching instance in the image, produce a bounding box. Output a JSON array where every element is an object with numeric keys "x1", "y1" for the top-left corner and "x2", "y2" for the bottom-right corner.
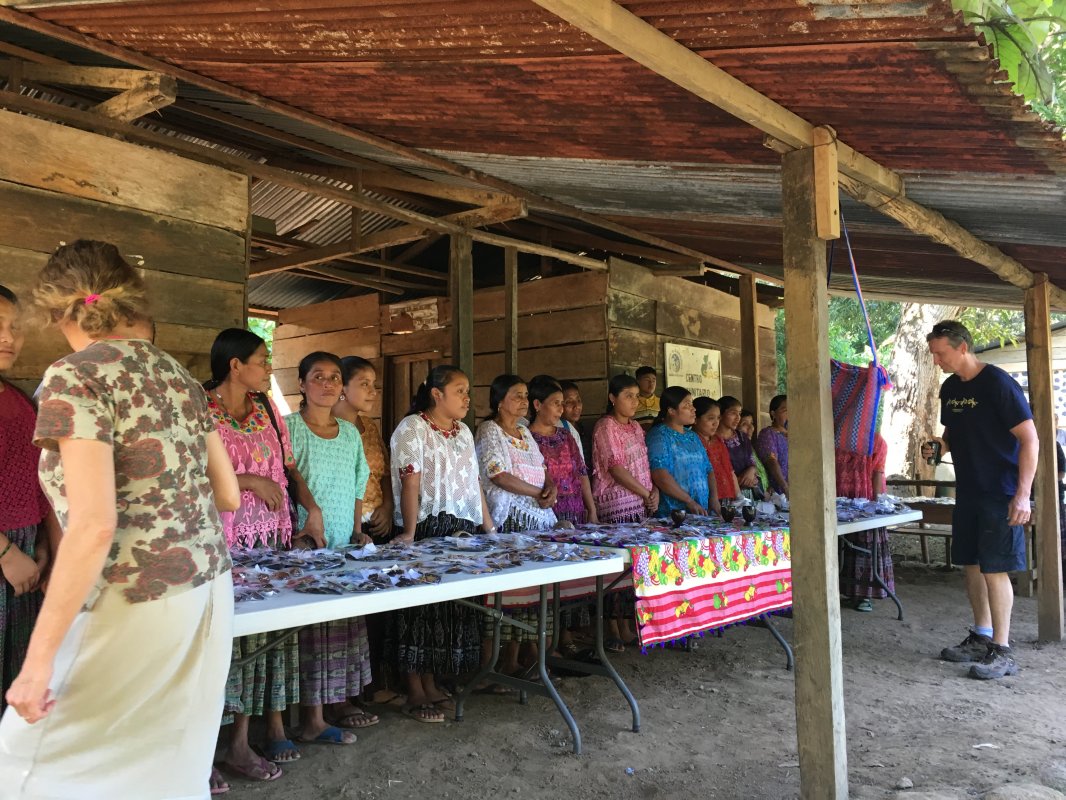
[{"x1": 923, "y1": 321, "x2": 1037, "y2": 680}]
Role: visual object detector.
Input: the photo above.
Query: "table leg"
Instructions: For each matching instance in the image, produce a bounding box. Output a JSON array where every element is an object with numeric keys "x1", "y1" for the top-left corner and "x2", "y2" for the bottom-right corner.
[
  {"x1": 454, "y1": 593, "x2": 502, "y2": 723},
  {"x1": 592, "y1": 576, "x2": 641, "y2": 733},
  {"x1": 871, "y1": 532, "x2": 904, "y2": 621},
  {"x1": 761, "y1": 615, "x2": 794, "y2": 671},
  {"x1": 537, "y1": 586, "x2": 581, "y2": 755}
]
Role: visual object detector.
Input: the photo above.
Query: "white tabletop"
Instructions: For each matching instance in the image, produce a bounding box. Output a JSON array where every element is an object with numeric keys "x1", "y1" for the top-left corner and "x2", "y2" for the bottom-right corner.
[
  {"x1": 233, "y1": 553, "x2": 626, "y2": 637},
  {"x1": 835, "y1": 510, "x2": 923, "y2": 536}
]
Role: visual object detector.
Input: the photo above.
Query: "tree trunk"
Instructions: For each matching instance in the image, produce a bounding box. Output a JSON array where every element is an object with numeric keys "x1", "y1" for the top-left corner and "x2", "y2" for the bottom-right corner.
[{"x1": 881, "y1": 303, "x2": 963, "y2": 487}]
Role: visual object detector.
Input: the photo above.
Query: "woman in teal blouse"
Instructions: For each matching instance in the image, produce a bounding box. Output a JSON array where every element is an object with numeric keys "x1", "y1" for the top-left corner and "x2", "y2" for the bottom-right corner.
[
  {"x1": 284, "y1": 351, "x2": 377, "y2": 746},
  {"x1": 645, "y1": 386, "x2": 719, "y2": 517}
]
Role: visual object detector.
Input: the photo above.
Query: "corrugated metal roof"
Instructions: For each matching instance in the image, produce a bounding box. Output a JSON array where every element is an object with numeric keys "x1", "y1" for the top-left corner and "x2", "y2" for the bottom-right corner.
[{"x1": 3, "y1": 1, "x2": 1066, "y2": 307}]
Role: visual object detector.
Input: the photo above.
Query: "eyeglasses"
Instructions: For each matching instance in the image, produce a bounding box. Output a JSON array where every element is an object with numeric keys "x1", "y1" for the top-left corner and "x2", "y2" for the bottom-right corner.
[{"x1": 308, "y1": 374, "x2": 342, "y2": 385}]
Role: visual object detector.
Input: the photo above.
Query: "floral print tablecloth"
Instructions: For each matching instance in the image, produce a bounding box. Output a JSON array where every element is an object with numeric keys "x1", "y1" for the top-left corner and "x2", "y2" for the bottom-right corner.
[{"x1": 630, "y1": 528, "x2": 792, "y2": 648}]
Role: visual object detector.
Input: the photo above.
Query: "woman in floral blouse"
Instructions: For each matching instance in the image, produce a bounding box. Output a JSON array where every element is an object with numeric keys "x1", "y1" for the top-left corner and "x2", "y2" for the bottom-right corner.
[
  {"x1": 0, "y1": 241, "x2": 240, "y2": 799},
  {"x1": 527, "y1": 376, "x2": 596, "y2": 525},
  {"x1": 285, "y1": 352, "x2": 374, "y2": 746},
  {"x1": 387, "y1": 365, "x2": 491, "y2": 723},
  {"x1": 205, "y1": 328, "x2": 323, "y2": 781}
]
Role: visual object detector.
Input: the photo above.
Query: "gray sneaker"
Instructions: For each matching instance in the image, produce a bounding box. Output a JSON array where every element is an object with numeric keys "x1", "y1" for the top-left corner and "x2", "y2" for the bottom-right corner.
[
  {"x1": 968, "y1": 644, "x2": 1019, "y2": 680},
  {"x1": 940, "y1": 630, "x2": 992, "y2": 663}
]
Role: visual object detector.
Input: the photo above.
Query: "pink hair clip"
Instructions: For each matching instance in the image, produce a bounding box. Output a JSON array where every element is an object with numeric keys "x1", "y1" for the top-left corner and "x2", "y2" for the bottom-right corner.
[{"x1": 84, "y1": 294, "x2": 100, "y2": 305}]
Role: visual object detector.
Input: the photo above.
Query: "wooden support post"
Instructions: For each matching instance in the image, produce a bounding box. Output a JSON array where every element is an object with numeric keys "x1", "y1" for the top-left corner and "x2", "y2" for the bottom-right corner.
[
  {"x1": 1024, "y1": 274, "x2": 1064, "y2": 641},
  {"x1": 739, "y1": 273, "x2": 761, "y2": 423},
  {"x1": 450, "y1": 233, "x2": 475, "y2": 427},
  {"x1": 812, "y1": 126, "x2": 840, "y2": 241},
  {"x1": 782, "y1": 146, "x2": 848, "y2": 800},
  {"x1": 504, "y1": 246, "x2": 519, "y2": 375}
]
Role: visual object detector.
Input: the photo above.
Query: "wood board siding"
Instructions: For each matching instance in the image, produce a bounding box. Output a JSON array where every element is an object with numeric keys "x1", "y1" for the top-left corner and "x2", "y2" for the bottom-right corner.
[{"x1": 0, "y1": 109, "x2": 248, "y2": 393}]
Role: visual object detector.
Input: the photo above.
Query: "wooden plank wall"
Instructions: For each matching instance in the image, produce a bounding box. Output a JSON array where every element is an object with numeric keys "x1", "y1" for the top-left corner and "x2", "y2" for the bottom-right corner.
[
  {"x1": 0, "y1": 109, "x2": 248, "y2": 394},
  {"x1": 272, "y1": 293, "x2": 382, "y2": 414},
  {"x1": 380, "y1": 271, "x2": 611, "y2": 429},
  {"x1": 607, "y1": 259, "x2": 778, "y2": 424}
]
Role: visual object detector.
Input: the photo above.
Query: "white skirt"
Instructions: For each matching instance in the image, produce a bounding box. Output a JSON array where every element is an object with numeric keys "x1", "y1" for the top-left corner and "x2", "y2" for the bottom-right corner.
[{"x1": 0, "y1": 572, "x2": 233, "y2": 800}]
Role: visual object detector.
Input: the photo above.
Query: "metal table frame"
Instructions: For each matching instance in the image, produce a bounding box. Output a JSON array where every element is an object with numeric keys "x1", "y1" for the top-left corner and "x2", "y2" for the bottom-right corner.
[
  {"x1": 837, "y1": 510, "x2": 923, "y2": 621},
  {"x1": 231, "y1": 552, "x2": 639, "y2": 755}
]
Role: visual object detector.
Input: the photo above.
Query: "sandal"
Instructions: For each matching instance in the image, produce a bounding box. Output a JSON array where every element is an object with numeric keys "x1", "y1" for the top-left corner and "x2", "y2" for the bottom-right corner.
[
  {"x1": 854, "y1": 598, "x2": 874, "y2": 613},
  {"x1": 473, "y1": 682, "x2": 514, "y2": 695},
  {"x1": 209, "y1": 766, "x2": 230, "y2": 795},
  {"x1": 221, "y1": 756, "x2": 282, "y2": 783},
  {"x1": 605, "y1": 637, "x2": 625, "y2": 654},
  {"x1": 297, "y1": 725, "x2": 357, "y2": 745},
  {"x1": 333, "y1": 710, "x2": 380, "y2": 729},
  {"x1": 261, "y1": 739, "x2": 301, "y2": 764},
  {"x1": 560, "y1": 641, "x2": 581, "y2": 657},
  {"x1": 401, "y1": 703, "x2": 445, "y2": 724}
]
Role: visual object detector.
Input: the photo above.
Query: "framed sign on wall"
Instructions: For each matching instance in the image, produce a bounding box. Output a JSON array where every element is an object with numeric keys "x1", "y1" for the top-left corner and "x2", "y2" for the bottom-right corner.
[{"x1": 664, "y1": 343, "x2": 722, "y2": 399}]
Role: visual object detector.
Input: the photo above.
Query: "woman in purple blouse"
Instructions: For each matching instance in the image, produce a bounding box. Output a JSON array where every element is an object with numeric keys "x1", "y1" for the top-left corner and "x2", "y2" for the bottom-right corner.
[{"x1": 755, "y1": 395, "x2": 789, "y2": 495}]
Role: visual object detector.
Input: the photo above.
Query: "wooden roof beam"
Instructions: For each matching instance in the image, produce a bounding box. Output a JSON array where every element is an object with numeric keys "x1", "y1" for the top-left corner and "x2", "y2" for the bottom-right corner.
[
  {"x1": 0, "y1": 90, "x2": 527, "y2": 242},
  {"x1": 529, "y1": 0, "x2": 903, "y2": 199},
  {"x1": 468, "y1": 230, "x2": 608, "y2": 271},
  {"x1": 249, "y1": 202, "x2": 527, "y2": 277}
]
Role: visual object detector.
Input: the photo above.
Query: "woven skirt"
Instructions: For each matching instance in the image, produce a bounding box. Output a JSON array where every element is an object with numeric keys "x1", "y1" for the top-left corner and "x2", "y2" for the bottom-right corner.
[
  {"x1": 223, "y1": 630, "x2": 300, "y2": 721},
  {"x1": 383, "y1": 513, "x2": 483, "y2": 677},
  {"x1": 0, "y1": 525, "x2": 42, "y2": 713},
  {"x1": 299, "y1": 616, "x2": 372, "y2": 707},
  {"x1": 483, "y1": 512, "x2": 554, "y2": 644},
  {"x1": 840, "y1": 529, "x2": 895, "y2": 599}
]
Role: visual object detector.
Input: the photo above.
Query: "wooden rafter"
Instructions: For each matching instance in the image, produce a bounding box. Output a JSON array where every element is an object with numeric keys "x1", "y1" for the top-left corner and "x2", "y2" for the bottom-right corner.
[
  {"x1": 249, "y1": 203, "x2": 528, "y2": 277},
  {"x1": 0, "y1": 58, "x2": 175, "y2": 121}
]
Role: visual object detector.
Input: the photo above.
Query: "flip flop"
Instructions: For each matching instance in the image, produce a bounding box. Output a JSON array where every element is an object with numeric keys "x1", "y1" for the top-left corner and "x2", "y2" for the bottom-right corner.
[
  {"x1": 432, "y1": 697, "x2": 456, "y2": 713},
  {"x1": 209, "y1": 766, "x2": 230, "y2": 795},
  {"x1": 221, "y1": 756, "x2": 282, "y2": 783},
  {"x1": 401, "y1": 703, "x2": 445, "y2": 724},
  {"x1": 261, "y1": 739, "x2": 301, "y2": 764},
  {"x1": 367, "y1": 689, "x2": 404, "y2": 707},
  {"x1": 472, "y1": 682, "x2": 514, "y2": 695},
  {"x1": 298, "y1": 725, "x2": 357, "y2": 745},
  {"x1": 605, "y1": 637, "x2": 625, "y2": 654},
  {"x1": 333, "y1": 710, "x2": 380, "y2": 729}
]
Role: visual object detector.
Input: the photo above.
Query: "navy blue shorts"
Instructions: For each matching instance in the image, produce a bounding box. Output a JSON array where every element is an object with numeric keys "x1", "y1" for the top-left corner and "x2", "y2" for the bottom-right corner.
[{"x1": 951, "y1": 493, "x2": 1027, "y2": 573}]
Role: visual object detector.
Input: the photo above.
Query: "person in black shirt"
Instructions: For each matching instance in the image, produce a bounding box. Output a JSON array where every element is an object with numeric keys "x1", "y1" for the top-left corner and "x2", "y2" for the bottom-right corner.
[{"x1": 923, "y1": 321, "x2": 1037, "y2": 680}]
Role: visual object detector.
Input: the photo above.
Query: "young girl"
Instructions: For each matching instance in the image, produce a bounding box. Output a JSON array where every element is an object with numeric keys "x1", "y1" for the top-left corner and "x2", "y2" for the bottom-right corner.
[
  {"x1": 591, "y1": 374, "x2": 656, "y2": 652},
  {"x1": 645, "y1": 386, "x2": 717, "y2": 517},
  {"x1": 205, "y1": 328, "x2": 323, "y2": 779},
  {"x1": 388, "y1": 365, "x2": 491, "y2": 723},
  {"x1": 739, "y1": 409, "x2": 770, "y2": 497},
  {"x1": 527, "y1": 376, "x2": 596, "y2": 525},
  {"x1": 694, "y1": 397, "x2": 740, "y2": 504},
  {"x1": 334, "y1": 356, "x2": 394, "y2": 542},
  {"x1": 284, "y1": 352, "x2": 374, "y2": 745},
  {"x1": 717, "y1": 395, "x2": 760, "y2": 498}
]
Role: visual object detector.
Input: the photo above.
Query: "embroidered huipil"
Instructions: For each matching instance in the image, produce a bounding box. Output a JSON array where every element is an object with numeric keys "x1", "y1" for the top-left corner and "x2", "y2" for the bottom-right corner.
[
  {"x1": 591, "y1": 416, "x2": 653, "y2": 523},
  {"x1": 208, "y1": 393, "x2": 295, "y2": 548},
  {"x1": 701, "y1": 434, "x2": 737, "y2": 501},
  {"x1": 390, "y1": 413, "x2": 483, "y2": 526},
  {"x1": 755, "y1": 428, "x2": 789, "y2": 493},
  {"x1": 358, "y1": 416, "x2": 388, "y2": 517},
  {"x1": 0, "y1": 385, "x2": 49, "y2": 532},
  {"x1": 645, "y1": 424, "x2": 711, "y2": 516},
  {"x1": 476, "y1": 420, "x2": 557, "y2": 531},
  {"x1": 285, "y1": 413, "x2": 369, "y2": 549},
  {"x1": 34, "y1": 340, "x2": 229, "y2": 606},
  {"x1": 531, "y1": 425, "x2": 588, "y2": 524}
]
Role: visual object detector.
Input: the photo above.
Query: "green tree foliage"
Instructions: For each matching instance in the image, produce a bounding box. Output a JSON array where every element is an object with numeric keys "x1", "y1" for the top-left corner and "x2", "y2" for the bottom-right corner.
[
  {"x1": 953, "y1": 0, "x2": 1066, "y2": 119},
  {"x1": 247, "y1": 316, "x2": 276, "y2": 353}
]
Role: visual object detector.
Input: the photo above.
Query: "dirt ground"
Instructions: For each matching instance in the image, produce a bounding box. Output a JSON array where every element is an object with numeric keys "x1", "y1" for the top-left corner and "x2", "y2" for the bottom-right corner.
[{"x1": 232, "y1": 545, "x2": 1066, "y2": 800}]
